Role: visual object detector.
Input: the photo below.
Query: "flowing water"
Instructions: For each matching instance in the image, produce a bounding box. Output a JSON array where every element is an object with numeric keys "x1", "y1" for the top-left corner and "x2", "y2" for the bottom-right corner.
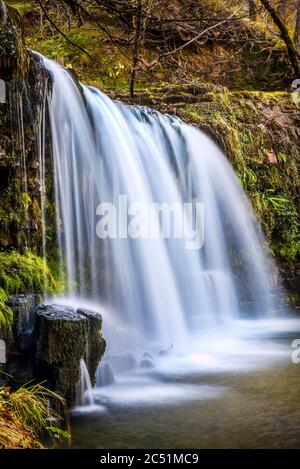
[
  {"x1": 37, "y1": 54, "x2": 300, "y2": 448},
  {"x1": 78, "y1": 359, "x2": 95, "y2": 407}
]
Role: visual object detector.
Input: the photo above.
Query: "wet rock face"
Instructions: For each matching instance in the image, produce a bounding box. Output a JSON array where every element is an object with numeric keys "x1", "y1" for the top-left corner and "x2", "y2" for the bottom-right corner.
[
  {"x1": 3, "y1": 294, "x2": 40, "y2": 387},
  {"x1": 36, "y1": 304, "x2": 106, "y2": 406},
  {"x1": 0, "y1": 4, "x2": 53, "y2": 252},
  {"x1": 6, "y1": 294, "x2": 39, "y2": 351}
]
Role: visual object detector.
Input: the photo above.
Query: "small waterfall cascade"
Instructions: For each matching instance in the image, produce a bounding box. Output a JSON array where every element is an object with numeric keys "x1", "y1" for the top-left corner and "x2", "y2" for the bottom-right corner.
[
  {"x1": 78, "y1": 359, "x2": 94, "y2": 406},
  {"x1": 40, "y1": 54, "x2": 278, "y2": 354}
]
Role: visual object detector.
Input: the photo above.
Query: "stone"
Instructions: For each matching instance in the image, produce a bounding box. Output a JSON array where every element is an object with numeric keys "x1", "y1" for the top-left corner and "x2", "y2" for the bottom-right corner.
[
  {"x1": 4, "y1": 294, "x2": 39, "y2": 387},
  {"x1": 158, "y1": 344, "x2": 173, "y2": 356},
  {"x1": 35, "y1": 304, "x2": 106, "y2": 406},
  {"x1": 6, "y1": 294, "x2": 39, "y2": 351},
  {"x1": 139, "y1": 358, "x2": 155, "y2": 369},
  {"x1": 96, "y1": 363, "x2": 115, "y2": 387},
  {"x1": 108, "y1": 353, "x2": 137, "y2": 373}
]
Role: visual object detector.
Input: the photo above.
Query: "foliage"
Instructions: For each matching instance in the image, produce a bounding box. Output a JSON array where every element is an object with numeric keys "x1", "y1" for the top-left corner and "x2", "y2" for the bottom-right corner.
[
  {"x1": 0, "y1": 287, "x2": 13, "y2": 330},
  {"x1": 0, "y1": 383, "x2": 70, "y2": 449},
  {"x1": 0, "y1": 251, "x2": 62, "y2": 330},
  {"x1": 0, "y1": 250, "x2": 60, "y2": 296},
  {"x1": 237, "y1": 168, "x2": 257, "y2": 190}
]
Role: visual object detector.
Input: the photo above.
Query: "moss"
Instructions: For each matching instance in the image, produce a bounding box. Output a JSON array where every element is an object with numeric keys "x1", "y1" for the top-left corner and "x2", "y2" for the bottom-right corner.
[
  {"x1": 5, "y1": 1, "x2": 33, "y2": 17},
  {"x1": 25, "y1": 23, "x2": 132, "y2": 93},
  {"x1": 0, "y1": 250, "x2": 61, "y2": 297},
  {"x1": 36, "y1": 305, "x2": 105, "y2": 405},
  {"x1": 0, "y1": 287, "x2": 13, "y2": 330}
]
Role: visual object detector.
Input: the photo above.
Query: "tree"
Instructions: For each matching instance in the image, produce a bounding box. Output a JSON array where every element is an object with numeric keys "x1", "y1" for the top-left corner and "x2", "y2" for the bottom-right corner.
[
  {"x1": 294, "y1": 0, "x2": 300, "y2": 47},
  {"x1": 259, "y1": 0, "x2": 300, "y2": 77},
  {"x1": 130, "y1": 0, "x2": 142, "y2": 98},
  {"x1": 248, "y1": 0, "x2": 257, "y2": 19}
]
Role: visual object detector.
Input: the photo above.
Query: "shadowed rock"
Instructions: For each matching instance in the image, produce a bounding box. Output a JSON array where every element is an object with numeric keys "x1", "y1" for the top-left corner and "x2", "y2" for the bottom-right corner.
[
  {"x1": 140, "y1": 358, "x2": 155, "y2": 369},
  {"x1": 96, "y1": 363, "x2": 115, "y2": 387}
]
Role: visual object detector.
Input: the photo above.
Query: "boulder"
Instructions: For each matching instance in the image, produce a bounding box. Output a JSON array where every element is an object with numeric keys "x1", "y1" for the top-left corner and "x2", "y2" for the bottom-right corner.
[
  {"x1": 35, "y1": 304, "x2": 106, "y2": 406},
  {"x1": 139, "y1": 358, "x2": 155, "y2": 369},
  {"x1": 96, "y1": 363, "x2": 115, "y2": 387},
  {"x1": 108, "y1": 353, "x2": 137, "y2": 373}
]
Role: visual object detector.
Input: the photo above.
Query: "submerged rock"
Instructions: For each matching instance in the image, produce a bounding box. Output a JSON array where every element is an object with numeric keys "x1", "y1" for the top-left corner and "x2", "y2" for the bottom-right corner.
[
  {"x1": 139, "y1": 358, "x2": 155, "y2": 369},
  {"x1": 36, "y1": 304, "x2": 106, "y2": 406},
  {"x1": 96, "y1": 363, "x2": 115, "y2": 387},
  {"x1": 108, "y1": 353, "x2": 137, "y2": 373},
  {"x1": 158, "y1": 344, "x2": 173, "y2": 357}
]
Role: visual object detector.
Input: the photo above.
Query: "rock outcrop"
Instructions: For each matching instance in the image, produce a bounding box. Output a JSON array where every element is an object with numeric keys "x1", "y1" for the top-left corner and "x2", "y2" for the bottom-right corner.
[
  {"x1": 36, "y1": 304, "x2": 106, "y2": 406},
  {"x1": 1, "y1": 299, "x2": 106, "y2": 406}
]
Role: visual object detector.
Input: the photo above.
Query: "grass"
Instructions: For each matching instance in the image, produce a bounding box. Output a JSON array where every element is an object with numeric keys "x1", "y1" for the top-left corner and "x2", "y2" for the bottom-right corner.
[{"x1": 0, "y1": 382, "x2": 70, "y2": 448}]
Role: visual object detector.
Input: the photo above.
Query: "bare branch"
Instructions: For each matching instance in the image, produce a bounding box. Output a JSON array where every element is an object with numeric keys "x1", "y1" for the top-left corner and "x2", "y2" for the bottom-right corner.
[
  {"x1": 158, "y1": 6, "x2": 243, "y2": 60},
  {"x1": 35, "y1": 0, "x2": 94, "y2": 61}
]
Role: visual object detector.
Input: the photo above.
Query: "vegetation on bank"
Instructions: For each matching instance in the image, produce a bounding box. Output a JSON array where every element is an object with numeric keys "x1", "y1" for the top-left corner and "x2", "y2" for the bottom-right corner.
[
  {"x1": 1, "y1": 0, "x2": 298, "y2": 289},
  {"x1": 0, "y1": 251, "x2": 61, "y2": 330},
  {"x1": 5, "y1": 0, "x2": 300, "y2": 93},
  {"x1": 0, "y1": 383, "x2": 70, "y2": 448},
  {"x1": 1, "y1": 2, "x2": 299, "y2": 275},
  {"x1": 177, "y1": 89, "x2": 300, "y2": 264}
]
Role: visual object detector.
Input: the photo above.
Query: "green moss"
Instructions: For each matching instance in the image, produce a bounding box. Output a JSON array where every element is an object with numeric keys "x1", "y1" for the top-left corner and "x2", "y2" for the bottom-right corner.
[
  {"x1": 0, "y1": 250, "x2": 61, "y2": 297},
  {"x1": 0, "y1": 287, "x2": 13, "y2": 330},
  {"x1": 5, "y1": 1, "x2": 33, "y2": 17},
  {"x1": 25, "y1": 23, "x2": 132, "y2": 93}
]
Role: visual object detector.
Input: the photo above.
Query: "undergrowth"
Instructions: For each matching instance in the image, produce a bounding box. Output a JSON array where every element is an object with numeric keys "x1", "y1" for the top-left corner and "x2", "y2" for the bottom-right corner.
[
  {"x1": 0, "y1": 250, "x2": 61, "y2": 330},
  {"x1": 0, "y1": 382, "x2": 70, "y2": 449}
]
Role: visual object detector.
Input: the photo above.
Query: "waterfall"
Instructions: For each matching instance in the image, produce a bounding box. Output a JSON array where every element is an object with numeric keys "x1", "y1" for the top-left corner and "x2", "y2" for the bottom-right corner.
[
  {"x1": 41, "y1": 54, "x2": 277, "y2": 354},
  {"x1": 79, "y1": 359, "x2": 94, "y2": 406}
]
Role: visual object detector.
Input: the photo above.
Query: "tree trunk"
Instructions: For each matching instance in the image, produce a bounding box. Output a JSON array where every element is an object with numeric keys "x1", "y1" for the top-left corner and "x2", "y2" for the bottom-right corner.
[
  {"x1": 130, "y1": 0, "x2": 142, "y2": 98},
  {"x1": 294, "y1": 0, "x2": 300, "y2": 47},
  {"x1": 248, "y1": 0, "x2": 257, "y2": 19},
  {"x1": 259, "y1": 0, "x2": 299, "y2": 77}
]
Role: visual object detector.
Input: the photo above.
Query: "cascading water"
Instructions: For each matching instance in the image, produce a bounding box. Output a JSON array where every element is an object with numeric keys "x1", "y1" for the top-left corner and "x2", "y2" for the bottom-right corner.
[
  {"x1": 41, "y1": 54, "x2": 278, "y2": 356},
  {"x1": 78, "y1": 359, "x2": 94, "y2": 407}
]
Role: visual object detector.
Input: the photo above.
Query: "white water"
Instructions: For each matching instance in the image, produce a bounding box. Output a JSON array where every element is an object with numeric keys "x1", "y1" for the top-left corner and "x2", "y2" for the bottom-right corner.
[
  {"x1": 79, "y1": 358, "x2": 94, "y2": 407},
  {"x1": 40, "y1": 55, "x2": 286, "y2": 360}
]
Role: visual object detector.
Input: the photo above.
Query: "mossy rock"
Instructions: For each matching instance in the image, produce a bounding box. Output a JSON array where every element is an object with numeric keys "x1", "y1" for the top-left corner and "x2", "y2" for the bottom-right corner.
[{"x1": 35, "y1": 304, "x2": 106, "y2": 406}]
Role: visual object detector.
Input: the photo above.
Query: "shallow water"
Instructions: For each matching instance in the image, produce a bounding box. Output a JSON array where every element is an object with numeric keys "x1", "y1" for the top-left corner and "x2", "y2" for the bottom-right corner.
[{"x1": 71, "y1": 321, "x2": 300, "y2": 449}]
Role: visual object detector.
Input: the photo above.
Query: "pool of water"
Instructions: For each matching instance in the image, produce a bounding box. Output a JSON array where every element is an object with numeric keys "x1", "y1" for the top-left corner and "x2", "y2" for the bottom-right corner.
[{"x1": 71, "y1": 319, "x2": 300, "y2": 449}]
